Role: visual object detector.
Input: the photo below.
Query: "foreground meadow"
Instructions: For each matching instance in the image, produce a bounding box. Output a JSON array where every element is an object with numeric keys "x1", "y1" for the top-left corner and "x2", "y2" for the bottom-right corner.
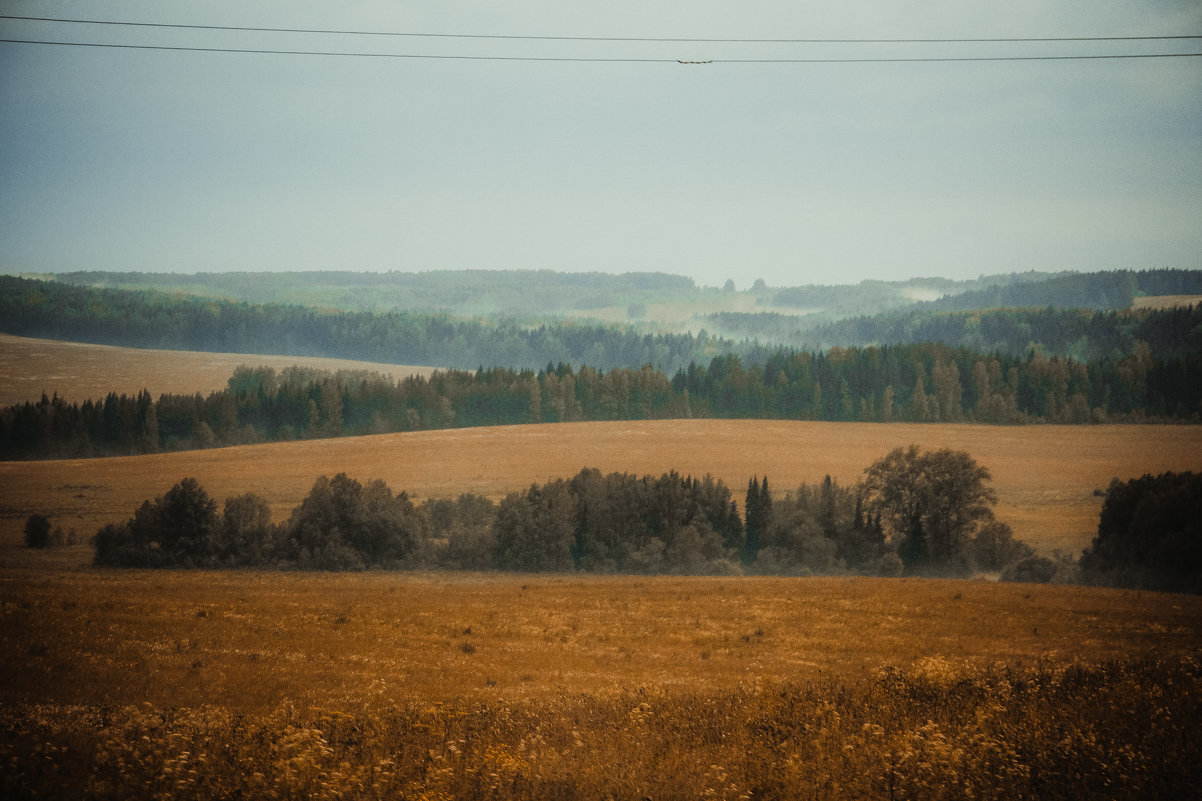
[
  {"x1": 3, "y1": 569, "x2": 1200, "y2": 798},
  {"x1": 3, "y1": 420, "x2": 1200, "y2": 559}
]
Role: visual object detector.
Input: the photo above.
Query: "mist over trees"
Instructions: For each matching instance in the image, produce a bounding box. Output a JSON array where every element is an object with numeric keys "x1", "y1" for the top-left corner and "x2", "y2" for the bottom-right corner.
[
  {"x1": 4, "y1": 273, "x2": 1199, "y2": 377},
  {"x1": 708, "y1": 304, "x2": 1202, "y2": 363},
  {"x1": 0, "y1": 275, "x2": 718, "y2": 373}
]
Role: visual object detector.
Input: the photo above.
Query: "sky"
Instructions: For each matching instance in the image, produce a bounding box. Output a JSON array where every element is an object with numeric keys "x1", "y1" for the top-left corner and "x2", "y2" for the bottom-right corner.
[{"x1": 1, "y1": 1, "x2": 1200, "y2": 289}]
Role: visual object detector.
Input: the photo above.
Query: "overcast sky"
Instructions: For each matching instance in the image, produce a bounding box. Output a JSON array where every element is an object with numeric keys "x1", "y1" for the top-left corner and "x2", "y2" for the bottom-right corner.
[{"x1": 1, "y1": 1, "x2": 1199, "y2": 288}]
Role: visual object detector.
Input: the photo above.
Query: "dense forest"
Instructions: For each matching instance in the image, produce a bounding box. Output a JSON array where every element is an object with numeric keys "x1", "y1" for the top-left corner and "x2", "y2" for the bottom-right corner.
[{"x1": 4, "y1": 337, "x2": 1199, "y2": 460}]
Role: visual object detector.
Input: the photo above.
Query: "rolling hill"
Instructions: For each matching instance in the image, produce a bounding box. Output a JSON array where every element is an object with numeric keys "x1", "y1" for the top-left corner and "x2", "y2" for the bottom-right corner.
[{"x1": 3, "y1": 419, "x2": 1199, "y2": 562}]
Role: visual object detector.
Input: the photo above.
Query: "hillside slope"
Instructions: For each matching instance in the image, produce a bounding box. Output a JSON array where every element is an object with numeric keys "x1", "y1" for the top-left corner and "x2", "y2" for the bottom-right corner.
[{"x1": 3, "y1": 420, "x2": 1198, "y2": 560}]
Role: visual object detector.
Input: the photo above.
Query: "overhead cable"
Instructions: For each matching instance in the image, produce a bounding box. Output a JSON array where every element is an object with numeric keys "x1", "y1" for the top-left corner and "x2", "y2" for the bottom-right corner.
[
  {"x1": 1, "y1": 14, "x2": 1200, "y2": 44},
  {"x1": 1, "y1": 38, "x2": 1200, "y2": 63}
]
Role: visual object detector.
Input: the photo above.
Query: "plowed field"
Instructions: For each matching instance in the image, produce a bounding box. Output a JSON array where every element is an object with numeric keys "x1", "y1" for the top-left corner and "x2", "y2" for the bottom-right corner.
[{"x1": 2, "y1": 420, "x2": 1199, "y2": 561}]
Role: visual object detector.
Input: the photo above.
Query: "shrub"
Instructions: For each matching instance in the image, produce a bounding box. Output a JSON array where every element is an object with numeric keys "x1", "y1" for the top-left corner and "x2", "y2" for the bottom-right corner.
[
  {"x1": 972, "y1": 520, "x2": 1034, "y2": 573},
  {"x1": 1001, "y1": 556, "x2": 1057, "y2": 584},
  {"x1": 23, "y1": 514, "x2": 51, "y2": 549}
]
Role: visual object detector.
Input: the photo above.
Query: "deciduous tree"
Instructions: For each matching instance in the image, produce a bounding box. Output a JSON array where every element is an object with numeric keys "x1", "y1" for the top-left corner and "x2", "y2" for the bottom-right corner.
[{"x1": 862, "y1": 446, "x2": 996, "y2": 576}]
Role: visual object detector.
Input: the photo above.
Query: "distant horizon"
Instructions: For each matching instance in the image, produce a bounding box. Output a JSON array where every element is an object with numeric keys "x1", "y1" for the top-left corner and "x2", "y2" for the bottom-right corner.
[{"x1": 8, "y1": 264, "x2": 1199, "y2": 293}]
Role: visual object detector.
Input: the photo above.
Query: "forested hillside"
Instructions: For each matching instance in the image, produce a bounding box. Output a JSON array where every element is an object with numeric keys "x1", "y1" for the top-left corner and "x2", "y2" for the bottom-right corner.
[
  {"x1": 42, "y1": 267, "x2": 1066, "y2": 319},
  {"x1": 0, "y1": 276, "x2": 729, "y2": 372},
  {"x1": 45, "y1": 269, "x2": 698, "y2": 317},
  {"x1": 709, "y1": 304, "x2": 1202, "y2": 360},
  {"x1": 4, "y1": 273, "x2": 1199, "y2": 373}
]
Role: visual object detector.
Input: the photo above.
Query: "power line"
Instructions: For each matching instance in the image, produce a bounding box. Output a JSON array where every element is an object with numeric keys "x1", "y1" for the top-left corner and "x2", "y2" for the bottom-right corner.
[
  {"x1": 2, "y1": 14, "x2": 1200, "y2": 45},
  {"x1": 0, "y1": 39, "x2": 670, "y2": 61},
  {"x1": 2, "y1": 38, "x2": 1200, "y2": 63}
]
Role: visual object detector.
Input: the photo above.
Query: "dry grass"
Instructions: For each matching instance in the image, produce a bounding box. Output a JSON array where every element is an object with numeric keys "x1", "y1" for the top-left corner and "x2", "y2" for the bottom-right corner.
[
  {"x1": 2, "y1": 420, "x2": 1199, "y2": 560},
  {"x1": 3, "y1": 569, "x2": 1200, "y2": 799},
  {"x1": 3, "y1": 569, "x2": 1199, "y2": 712},
  {"x1": 0, "y1": 334, "x2": 437, "y2": 406}
]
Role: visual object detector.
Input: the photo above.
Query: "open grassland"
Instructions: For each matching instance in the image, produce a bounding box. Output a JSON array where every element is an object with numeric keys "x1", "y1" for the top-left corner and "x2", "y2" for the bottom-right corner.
[
  {"x1": 0, "y1": 334, "x2": 437, "y2": 406},
  {"x1": 3, "y1": 569, "x2": 1200, "y2": 799},
  {"x1": 2, "y1": 420, "x2": 1199, "y2": 559}
]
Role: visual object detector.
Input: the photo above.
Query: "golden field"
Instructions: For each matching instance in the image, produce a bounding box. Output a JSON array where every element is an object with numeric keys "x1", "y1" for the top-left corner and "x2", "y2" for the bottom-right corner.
[
  {"x1": 0, "y1": 333, "x2": 436, "y2": 406},
  {"x1": 4, "y1": 336, "x2": 1202, "y2": 797},
  {"x1": 2, "y1": 419, "x2": 1199, "y2": 561},
  {"x1": 4, "y1": 569, "x2": 1199, "y2": 711},
  {"x1": 3, "y1": 568, "x2": 1200, "y2": 799}
]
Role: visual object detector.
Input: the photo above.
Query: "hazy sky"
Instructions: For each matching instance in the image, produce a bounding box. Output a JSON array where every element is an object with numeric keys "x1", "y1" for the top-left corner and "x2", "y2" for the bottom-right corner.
[{"x1": 1, "y1": 1, "x2": 1199, "y2": 288}]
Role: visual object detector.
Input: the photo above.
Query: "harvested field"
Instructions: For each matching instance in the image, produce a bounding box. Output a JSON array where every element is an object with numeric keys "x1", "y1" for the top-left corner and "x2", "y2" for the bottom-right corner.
[
  {"x1": 3, "y1": 569, "x2": 1200, "y2": 711},
  {"x1": 4, "y1": 568, "x2": 1199, "y2": 799},
  {"x1": 0, "y1": 334, "x2": 437, "y2": 406},
  {"x1": 1, "y1": 420, "x2": 1199, "y2": 560}
]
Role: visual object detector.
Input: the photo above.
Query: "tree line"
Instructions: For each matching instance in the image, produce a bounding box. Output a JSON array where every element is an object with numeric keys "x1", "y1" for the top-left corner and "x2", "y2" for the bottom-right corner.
[
  {"x1": 769, "y1": 269, "x2": 1200, "y2": 315},
  {"x1": 49, "y1": 268, "x2": 698, "y2": 317},
  {"x1": 90, "y1": 447, "x2": 1039, "y2": 579},
  {"x1": 4, "y1": 336, "x2": 1199, "y2": 460},
  {"x1": 83, "y1": 458, "x2": 1199, "y2": 592},
  {"x1": 0, "y1": 275, "x2": 725, "y2": 373}
]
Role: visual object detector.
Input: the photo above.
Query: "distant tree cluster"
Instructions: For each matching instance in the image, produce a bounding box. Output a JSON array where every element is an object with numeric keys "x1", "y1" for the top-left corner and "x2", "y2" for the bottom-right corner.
[
  {"x1": 92, "y1": 469, "x2": 745, "y2": 574},
  {"x1": 1080, "y1": 472, "x2": 1202, "y2": 594},
  {"x1": 92, "y1": 448, "x2": 1055, "y2": 579}
]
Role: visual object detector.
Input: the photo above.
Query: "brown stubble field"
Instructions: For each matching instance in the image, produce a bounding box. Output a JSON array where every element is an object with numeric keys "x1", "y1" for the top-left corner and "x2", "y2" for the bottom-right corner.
[
  {"x1": 1, "y1": 419, "x2": 1199, "y2": 559},
  {"x1": 0, "y1": 333, "x2": 437, "y2": 406},
  {"x1": 3, "y1": 570, "x2": 1200, "y2": 712},
  {"x1": 4, "y1": 567, "x2": 1201, "y2": 798}
]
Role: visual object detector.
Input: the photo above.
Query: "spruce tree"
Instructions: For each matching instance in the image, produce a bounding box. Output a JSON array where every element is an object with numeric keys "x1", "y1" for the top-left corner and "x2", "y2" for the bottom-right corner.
[{"x1": 743, "y1": 477, "x2": 762, "y2": 564}]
